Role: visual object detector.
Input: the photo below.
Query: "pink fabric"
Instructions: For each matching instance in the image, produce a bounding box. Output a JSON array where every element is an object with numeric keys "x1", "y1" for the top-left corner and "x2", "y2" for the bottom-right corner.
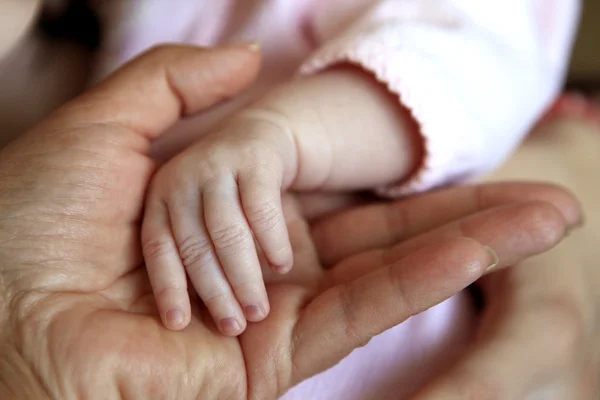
[
  {"x1": 300, "y1": 0, "x2": 581, "y2": 195},
  {"x1": 94, "y1": 0, "x2": 580, "y2": 194},
  {"x1": 91, "y1": 1, "x2": 581, "y2": 397}
]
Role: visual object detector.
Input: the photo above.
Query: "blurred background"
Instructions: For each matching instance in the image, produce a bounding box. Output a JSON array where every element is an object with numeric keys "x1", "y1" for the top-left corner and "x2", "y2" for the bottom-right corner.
[
  {"x1": 0, "y1": 0, "x2": 598, "y2": 146},
  {"x1": 569, "y1": 0, "x2": 600, "y2": 90}
]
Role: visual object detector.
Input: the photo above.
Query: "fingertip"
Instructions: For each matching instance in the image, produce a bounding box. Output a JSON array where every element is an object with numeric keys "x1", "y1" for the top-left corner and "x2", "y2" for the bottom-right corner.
[
  {"x1": 219, "y1": 317, "x2": 247, "y2": 336},
  {"x1": 243, "y1": 302, "x2": 270, "y2": 322},
  {"x1": 550, "y1": 186, "x2": 584, "y2": 230},
  {"x1": 223, "y1": 41, "x2": 262, "y2": 53},
  {"x1": 529, "y1": 183, "x2": 583, "y2": 229},
  {"x1": 435, "y1": 237, "x2": 494, "y2": 279},
  {"x1": 268, "y1": 246, "x2": 294, "y2": 274},
  {"x1": 270, "y1": 261, "x2": 292, "y2": 274},
  {"x1": 203, "y1": 294, "x2": 248, "y2": 336},
  {"x1": 164, "y1": 308, "x2": 189, "y2": 331},
  {"x1": 492, "y1": 182, "x2": 583, "y2": 229},
  {"x1": 522, "y1": 201, "x2": 568, "y2": 252}
]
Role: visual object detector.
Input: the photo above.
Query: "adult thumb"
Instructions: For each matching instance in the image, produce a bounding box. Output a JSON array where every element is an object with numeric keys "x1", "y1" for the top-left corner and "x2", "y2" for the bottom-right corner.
[{"x1": 35, "y1": 43, "x2": 261, "y2": 144}]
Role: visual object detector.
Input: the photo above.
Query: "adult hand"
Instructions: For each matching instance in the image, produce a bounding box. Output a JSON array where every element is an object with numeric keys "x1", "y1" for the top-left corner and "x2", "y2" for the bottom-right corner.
[
  {"x1": 414, "y1": 238, "x2": 600, "y2": 400},
  {"x1": 412, "y1": 115, "x2": 600, "y2": 399},
  {"x1": 0, "y1": 45, "x2": 581, "y2": 399}
]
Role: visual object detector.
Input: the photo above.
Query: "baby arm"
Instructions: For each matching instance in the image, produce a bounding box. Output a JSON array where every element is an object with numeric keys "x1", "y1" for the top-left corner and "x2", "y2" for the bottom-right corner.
[
  {"x1": 140, "y1": 65, "x2": 419, "y2": 336},
  {"x1": 240, "y1": 66, "x2": 423, "y2": 192},
  {"x1": 299, "y1": 0, "x2": 582, "y2": 195},
  {"x1": 141, "y1": 0, "x2": 582, "y2": 335}
]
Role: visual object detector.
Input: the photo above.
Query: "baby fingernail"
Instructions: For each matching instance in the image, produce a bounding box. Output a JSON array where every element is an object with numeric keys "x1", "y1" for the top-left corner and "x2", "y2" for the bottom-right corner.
[
  {"x1": 271, "y1": 262, "x2": 291, "y2": 274},
  {"x1": 484, "y1": 246, "x2": 499, "y2": 272},
  {"x1": 244, "y1": 305, "x2": 265, "y2": 321},
  {"x1": 220, "y1": 318, "x2": 242, "y2": 335},
  {"x1": 166, "y1": 308, "x2": 185, "y2": 327}
]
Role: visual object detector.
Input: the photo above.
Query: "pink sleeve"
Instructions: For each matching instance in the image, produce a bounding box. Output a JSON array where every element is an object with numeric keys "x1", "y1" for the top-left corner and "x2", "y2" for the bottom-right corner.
[{"x1": 298, "y1": 0, "x2": 581, "y2": 196}]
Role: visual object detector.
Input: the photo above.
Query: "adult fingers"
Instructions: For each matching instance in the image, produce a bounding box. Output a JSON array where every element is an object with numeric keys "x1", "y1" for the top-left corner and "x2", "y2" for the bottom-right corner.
[
  {"x1": 141, "y1": 199, "x2": 191, "y2": 330},
  {"x1": 0, "y1": 44, "x2": 262, "y2": 223},
  {"x1": 0, "y1": 44, "x2": 261, "y2": 294},
  {"x1": 290, "y1": 238, "x2": 496, "y2": 385},
  {"x1": 203, "y1": 174, "x2": 266, "y2": 331},
  {"x1": 312, "y1": 182, "x2": 581, "y2": 266},
  {"x1": 330, "y1": 201, "x2": 567, "y2": 283}
]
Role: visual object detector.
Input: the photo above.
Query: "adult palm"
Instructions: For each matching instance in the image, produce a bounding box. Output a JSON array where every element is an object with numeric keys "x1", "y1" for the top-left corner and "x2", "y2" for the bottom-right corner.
[{"x1": 0, "y1": 45, "x2": 579, "y2": 400}]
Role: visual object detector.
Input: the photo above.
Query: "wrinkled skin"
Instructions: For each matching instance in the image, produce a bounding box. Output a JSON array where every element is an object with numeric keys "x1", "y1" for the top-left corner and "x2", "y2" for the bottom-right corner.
[
  {"x1": 0, "y1": 45, "x2": 584, "y2": 399},
  {"x1": 413, "y1": 120, "x2": 600, "y2": 400}
]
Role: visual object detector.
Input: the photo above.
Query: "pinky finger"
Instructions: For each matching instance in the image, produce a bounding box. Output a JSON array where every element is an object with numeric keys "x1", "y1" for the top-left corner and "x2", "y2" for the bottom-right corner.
[
  {"x1": 141, "y1": 199, "x2": 191, "y2": 330},
  {"x1": 240, "y1": 167, "x2": 293, "y2": 273}
]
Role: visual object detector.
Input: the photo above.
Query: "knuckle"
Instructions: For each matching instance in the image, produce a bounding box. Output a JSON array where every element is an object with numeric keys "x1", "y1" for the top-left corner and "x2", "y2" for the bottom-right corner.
[
  {"x1": 210, "y1": 223, "x2": 250, "y2": 252},
  {"x1": 230, "y1": 280, "x2": 263, "y2": 295},
  {"x1": 231, "y1": 135, "x2": 279, "y2": 170},
  {"x1": 166, "y1": 148, "x2": 230, "y2": 190},
  {"x1": 245, "y1": 164, "x2": 279, "y2": 186},
  {"x1": 146, "y1": 170, "x2": 173, "y2": 198},
  {"x1": 149, "y1": 165, "x2": 186, "y2": 197},
  {"x1": 386, "y1": 201, "x2": 412, "y2": 243},
  {"x1": 195, "y1": 156, "x2": 226, "y2": 184},
  {"x1": 246, "y1": 200, "x2": 281, "y2": 233},
  {"x1": 237, "y1": 138, "x2": 263, "y2": 159},
  {"x1": 154, "y1": 285, "x2": 186, "y2": 300},
  {"x1": 202, "y1": 290, "x2": 233, "y2": 305},
  {"x1": 142, "y1": 237, "x2": 176, "y2": 261},
  {"x1": 178, "y1": 234, "x2": 214, "y2": 269},
  {"x1": 337, "y1": 285, "x2": 372, "y2": 349}
]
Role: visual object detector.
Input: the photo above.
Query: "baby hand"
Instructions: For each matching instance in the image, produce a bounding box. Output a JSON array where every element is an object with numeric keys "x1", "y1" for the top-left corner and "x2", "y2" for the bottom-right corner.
[{"x1": 142, "y1": 117, "x2": 297, "y2": 335}]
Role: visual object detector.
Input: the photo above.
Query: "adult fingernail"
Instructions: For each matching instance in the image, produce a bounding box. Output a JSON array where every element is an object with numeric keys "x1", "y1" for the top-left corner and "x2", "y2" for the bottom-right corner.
[
  {"x1": 220, "y1": 318, "x2": 242, "y2": 335},
  {"x1": 246, "y1": 41, "x2": 261, "y2": 52},
  {"x1": 484, "y1": 246, "x2": 499, "y2": 272},
  {"x1": 226, "y1": 41, "x2": 261, "y2": 52},
  {"x1": 166, "y1": 309, "x2": 185, "y2": 328},
  {"x1": 244, "y1": 305, "x2": 265, "y2": 321}
]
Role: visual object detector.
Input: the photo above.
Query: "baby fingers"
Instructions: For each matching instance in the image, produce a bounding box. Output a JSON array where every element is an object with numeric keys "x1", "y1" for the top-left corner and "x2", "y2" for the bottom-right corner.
[
  {"x1": 239, "y1": 166, "x2": 293, "y2": 273},
  {"x1": 141, "y1": 200, "x2": 192, "y2": 331},
  {"x1": 202, "y1": 173, "x2": 270, "y2": 324}
]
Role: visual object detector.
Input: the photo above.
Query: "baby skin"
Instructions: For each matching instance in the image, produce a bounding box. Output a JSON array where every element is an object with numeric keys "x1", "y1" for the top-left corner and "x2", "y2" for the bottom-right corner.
[{"x1": 142, "y1": 65, "x2": 422, "y2": 335}]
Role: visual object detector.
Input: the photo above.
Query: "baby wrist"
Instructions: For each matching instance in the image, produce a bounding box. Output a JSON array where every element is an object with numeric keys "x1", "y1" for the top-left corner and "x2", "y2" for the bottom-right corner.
[{"x1": 233, "y1": 108, "x2": 300, "y2": 189}]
